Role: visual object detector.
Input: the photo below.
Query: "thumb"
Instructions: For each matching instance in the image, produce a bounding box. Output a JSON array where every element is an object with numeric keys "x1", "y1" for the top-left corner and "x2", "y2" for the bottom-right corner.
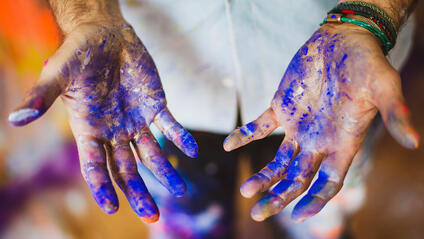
[
  {"x1": 8, "y1": 57, "x2": 66, "y2": 126},
  {"x1": 373, "y1": 70, "x2": 420, "y2": 149}
]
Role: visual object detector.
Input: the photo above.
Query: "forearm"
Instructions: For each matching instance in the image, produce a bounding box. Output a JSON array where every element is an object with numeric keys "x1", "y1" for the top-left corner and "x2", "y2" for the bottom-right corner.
[
  {"x1": 337, "y1": 0, "x2": 418, "y2": 28},
  {"x1": 47, "y1": 0, "x2": 125, "y2": 35}
]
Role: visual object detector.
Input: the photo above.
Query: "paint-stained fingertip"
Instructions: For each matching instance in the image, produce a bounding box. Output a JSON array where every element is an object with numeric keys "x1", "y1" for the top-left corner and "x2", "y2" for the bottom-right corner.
[
  {"x1": 182, "y1": 140, "x2": 199, "y2": 158},
  {"x1": 101, "y1": 204, "x2": 119, "y2": 215},
  {"x1": 179, "y1": 132, "x2": 199, "y2": 158},
  {"x1": 8, "y1": 108, "x2": 40, "y2": 126},
  {"x1": 403, "y1": 130, "x2": 420, "y2": 149},
  {"x1": 391, "y1": 127, "x2": 420, "y2": 149},
  {"x1": 251, "y1": 210, "x2": 266, "y2": 222},
  {"x1": 91, "y1": 186, "x2": 120, "y2": 215},
  {"x1": 173, "y1": 190, "x2": 186, "y2": 198},
  {"x1": 291, "y1": 194, "x2": 324, "y2": 223},
  {"x1": 240, "y1": 177, "x2": 261, "y2": 198},
  {"x1": 250, "y1": 194, "x2": 283, "y2": 222},
  {"x1": 223, "y1": 133, "x2": 238, "y2": 152},
  {"x1": 140, "y1": 213, "x2": 160, "y2": 223},
  {"x1": 170, "y1": 182, "x2": 187, "y2": 198},
  {"x1": 291, "y1": 206, "x2": 312, "y2": 224},
  {"x1": 131, "y1": 196, "x2": 160, "y2": 223},
  {"x1": 240, "y1": 186, "x2": 255, "y2": 198}
]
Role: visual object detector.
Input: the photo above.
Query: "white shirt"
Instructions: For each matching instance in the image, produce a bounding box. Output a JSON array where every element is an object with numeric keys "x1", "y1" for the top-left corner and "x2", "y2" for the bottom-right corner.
[{"x1": 120, "y1": 0, "x2": 414, "y2": 134}]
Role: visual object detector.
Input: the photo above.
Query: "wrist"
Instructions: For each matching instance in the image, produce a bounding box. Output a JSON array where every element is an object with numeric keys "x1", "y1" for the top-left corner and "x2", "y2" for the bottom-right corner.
[
  {"x1": 336, "y1": 0, "x2": 417, "y2": 28},
  {"x1": 48, "y1": 0, "x2": 126, "y2": 35}
]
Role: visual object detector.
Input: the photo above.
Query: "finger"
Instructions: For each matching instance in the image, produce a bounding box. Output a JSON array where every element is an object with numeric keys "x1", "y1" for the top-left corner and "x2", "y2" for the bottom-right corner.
[
  {"x1": 132, "y1": 128, "x2": 186, "y2": 197},
  {"x1": 154, "y1": 108, "x2": 198, "y2": 158},
  {"x1": 373, "y1": 71, "x2": 419, "y2": 149},
  {"x1": 291, "y1": 150, "x2": 354, "y2": 223},
  {"x1": 240, "y1": 137, "x2": 299, "y2": 198},
  {"x1": 8, "y1": 79, "x2": 62, "y2": 126},
  {"x1": 251, "y1": 151, "x2": 325, "y2": 221},
  {"x1": 77, "y1": 135, "x2": 119, "y2": 214},
  {"x1": 8, "y1": 40, "x2": 72, "y2": 126},
  {"x1": 380, "y1": 100, "x2": 419, "y2": 149},
  {"x1": 223, "y1": 108, "x2": 279, "y2": 152},
  {"x1": 107, "y1": 141, "x2": 159, "y2": 223}
]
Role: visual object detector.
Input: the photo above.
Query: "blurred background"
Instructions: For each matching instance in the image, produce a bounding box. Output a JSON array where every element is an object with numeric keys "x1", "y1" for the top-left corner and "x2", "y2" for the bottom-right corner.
[{"x1": 0, "y1": 0, "x2": 423, "y2": 238}]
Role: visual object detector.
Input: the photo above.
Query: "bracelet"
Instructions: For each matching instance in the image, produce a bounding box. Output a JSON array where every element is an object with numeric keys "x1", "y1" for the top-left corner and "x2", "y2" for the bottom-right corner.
[
  {"x1": 321, "y1": 14, "x2": 392, "y2": 55},
  {"x1": 337, "y1": 1, "x2": 397, "y2": 31},
  {"x1": 329, "y1": 5, "x2": 396, "y2": 44},
  {"x1": 327, "y1": 1, "x2": 397, "y2": 50}
]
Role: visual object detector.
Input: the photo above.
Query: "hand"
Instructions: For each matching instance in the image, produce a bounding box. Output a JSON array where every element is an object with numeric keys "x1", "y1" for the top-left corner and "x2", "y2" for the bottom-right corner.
[
  {"x1": 224, "y1": 23, "x2": 419, "y2": 222},
  {"x1": 8, "y1": 21, "x2": 198, "y2": 223}
]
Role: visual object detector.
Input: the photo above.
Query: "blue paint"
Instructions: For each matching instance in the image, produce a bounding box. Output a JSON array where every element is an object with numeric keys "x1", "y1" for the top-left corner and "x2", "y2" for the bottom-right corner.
[
  {"x1": 309, "y1": 171, "x2": 329, "y2": 195},
  {"x1": 271, "y1": 179, "x2": 294, "y2": 194},
  {"x1": 246, "y1": 122, "x2": 258, "y2": 133},
  {"x1": 339, "y1": 53, "x2": 348, "y2": 66},
  {"x1": 126, "y1": 178, "x2": 158, "y2": 218},
  {"x1": 89, "y1": 183, "x2": 119, "y2": 214},
  {"x1": 301, "y1": 46, "x2": 308, "y2": 55},
  {"x1": 282, "y1": 88, "x2": 294, "y2": 106},
  {"x1": 179, "y1": 130, "x2": 199, "y2": 158},
  {"x1": 99, "y1": 39, "x2": 106, "y2": 49},
  {"x1": 309, "y1": 29, "x2": 329, "y2": 43},
  {"x1": 267, "y1": 145, "x2": 295, "y2": 177},
  {"x1": 290, "y1": 171, "x2": 332, "y2": 220},
  {"x1": 340, "y1": 91, "x2": 352, "y2": 100},
  {"x1": 291, "y1": 194, "x2": 317, "y2": 221},
  {"x1": 293, "y1": 194, "x2": 315, "y2": 210},
  {"x1": 327, "y1": 44, "x2": 335, "y2": 53}
]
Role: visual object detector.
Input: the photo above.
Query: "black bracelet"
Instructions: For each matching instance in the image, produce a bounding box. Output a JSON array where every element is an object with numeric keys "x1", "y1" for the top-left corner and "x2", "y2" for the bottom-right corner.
[{"x1": 328, "y1": 2, "x2": 397, "y2": 51}]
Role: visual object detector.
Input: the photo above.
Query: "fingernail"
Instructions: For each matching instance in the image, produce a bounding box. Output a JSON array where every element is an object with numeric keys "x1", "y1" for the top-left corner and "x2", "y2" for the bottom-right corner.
[
  {"x1": 8, "y1": 108, "x2": 39, "y2": 126},
  {"x1": 140, "y1": 213, "x2": 159, "y2": 223},
  {"x1": 102, "y1": 204, "x2": 119, "y2": 214}
]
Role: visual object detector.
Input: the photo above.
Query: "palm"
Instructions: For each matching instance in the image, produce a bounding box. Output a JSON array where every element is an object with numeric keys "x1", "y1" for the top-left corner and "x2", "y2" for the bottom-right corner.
[
  {"x1": 224, "y1": 24, "x2": 419, "y2": 222},
  {"x1": 63, "y1": 24, "x2": 166, "y2": 142},
  {"x1": 9, "y1": 23, "x2": 198, "y2": 223},
  {"x1": 272, "y1": 27, "x2": 383, "y2": 153}
]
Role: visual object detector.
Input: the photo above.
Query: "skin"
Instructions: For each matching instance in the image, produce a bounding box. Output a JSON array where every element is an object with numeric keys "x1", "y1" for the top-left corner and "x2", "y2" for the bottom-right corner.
[
  {"x1": 8, "y1": 0, "x2": 198, "y2": 223},
  {"x1": 224, "y1": 14, "x2": 420, "y2": 222},
  {"x1": 7, "y1": 0, "x2": 419, "y2": 226}
]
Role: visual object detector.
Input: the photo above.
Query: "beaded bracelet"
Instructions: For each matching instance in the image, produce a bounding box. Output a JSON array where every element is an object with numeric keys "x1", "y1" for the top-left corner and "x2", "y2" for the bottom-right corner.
[
  {"x1": 327, "y1": 1, "x2": 397, "y2": 50},
  {"x1": 321, "y1": 14, "x2": 392, "y2": 55},
  {"x1": 337, "y1": 1, "x2": 397, "y2": 31}
]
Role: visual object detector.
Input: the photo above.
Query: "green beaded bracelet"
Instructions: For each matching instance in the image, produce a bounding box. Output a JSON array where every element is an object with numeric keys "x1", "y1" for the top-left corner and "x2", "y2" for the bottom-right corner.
[{"x1": 321, "y1": 15, "x2": 392, "y2": 55}]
